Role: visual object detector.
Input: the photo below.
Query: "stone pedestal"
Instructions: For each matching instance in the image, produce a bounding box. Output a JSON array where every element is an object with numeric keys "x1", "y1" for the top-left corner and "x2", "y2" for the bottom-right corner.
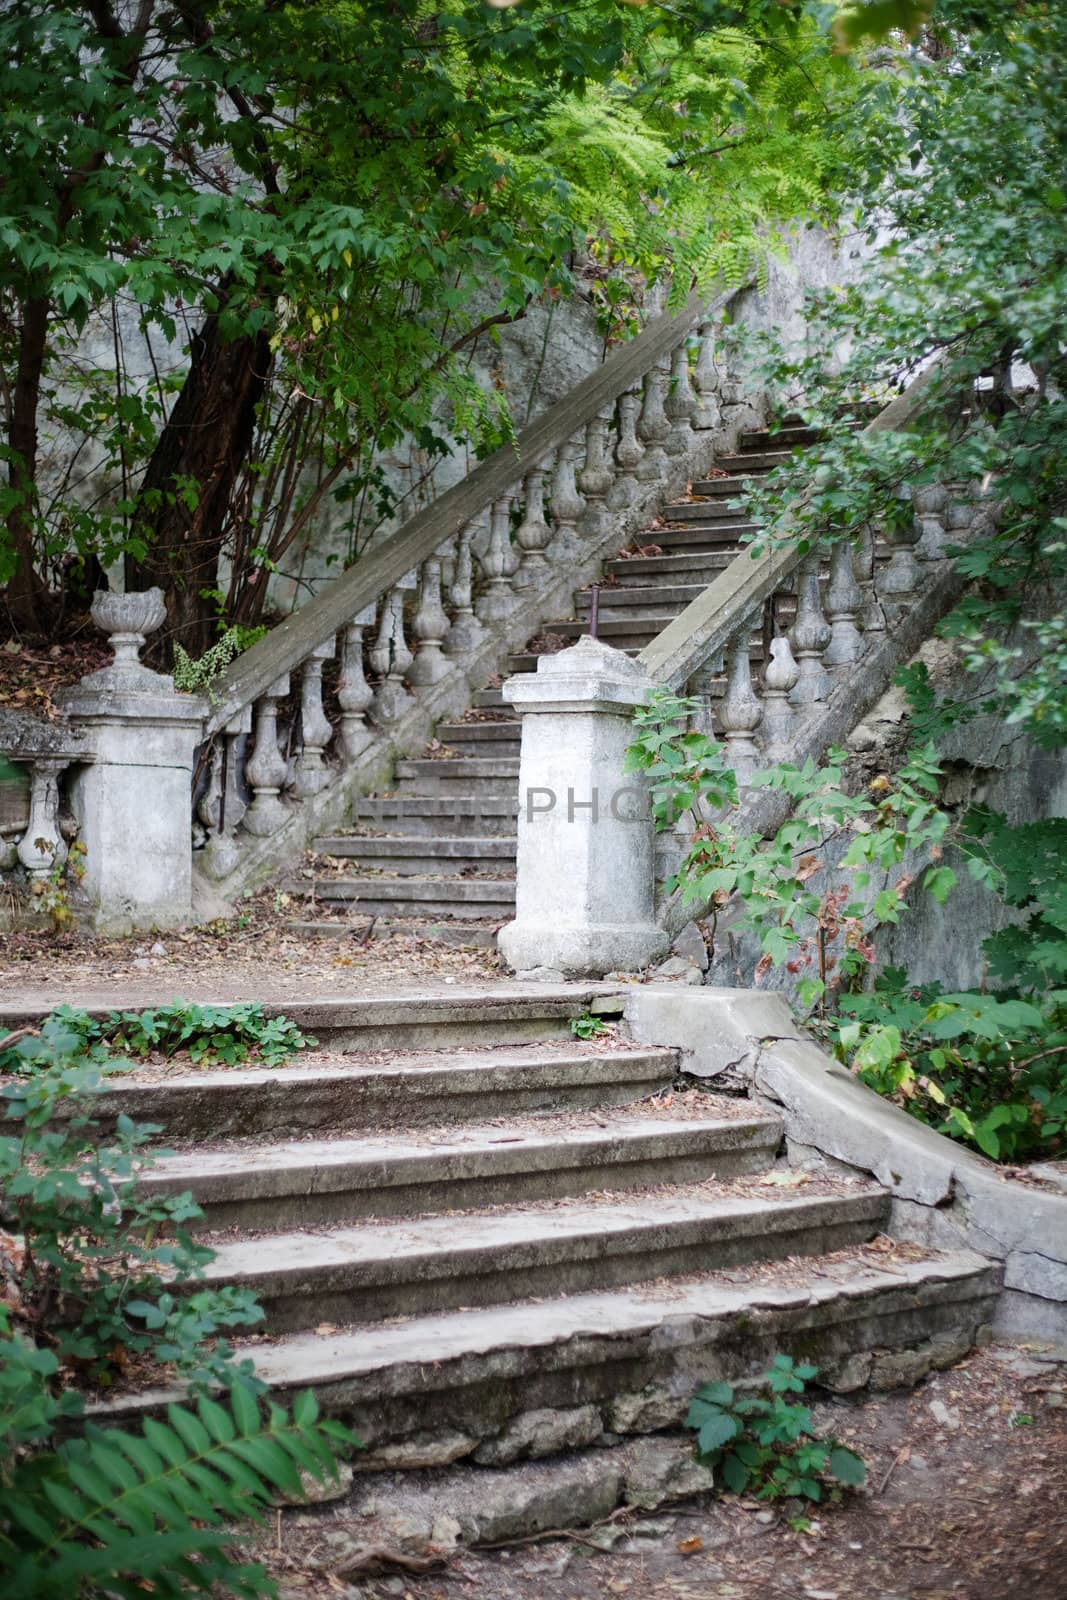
[
  {"x1": 57, "y1": 590, "x2": 205, "y2": 932},
  {"x1": 498, "y1": 637, "x2": 668, "y2": 978}
]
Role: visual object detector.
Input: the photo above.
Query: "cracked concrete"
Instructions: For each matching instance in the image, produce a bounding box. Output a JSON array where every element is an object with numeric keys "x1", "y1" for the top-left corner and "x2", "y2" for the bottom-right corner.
[{"x1": 625, "y1": 989, "x2": 1067, "y2": 1339}]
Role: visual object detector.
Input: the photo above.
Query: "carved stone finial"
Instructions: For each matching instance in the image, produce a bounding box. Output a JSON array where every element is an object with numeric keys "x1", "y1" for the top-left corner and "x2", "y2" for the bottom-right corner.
[{"x1": 82, "y1": 588, "x2": 171, "y2": 691}]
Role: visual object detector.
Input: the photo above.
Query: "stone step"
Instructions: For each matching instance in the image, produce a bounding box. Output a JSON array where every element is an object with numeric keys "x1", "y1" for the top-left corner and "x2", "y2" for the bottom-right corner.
[
  {"x1": 313, "y1": 836, "x2": 516, "y2": 876},
  {"x1": 658, "y1": 503, "x2": 754, "y2": 526},
  {"x1": 471, "y1": 687, "x2": 505, "y2": 709},
  {"x1": 437, "y1": 721, "x2": 522, "y2": 744},
  {"x1": 392, "y1": 757, "x2": 520, "y2": 794},
  {"x1": 546, "y1": 615, "x2": 679, "y2": 642},
  {"x1": 312, "y1": 875, "x2": 515, "y2": 917},
  {"x1": 689, "y1": 475, "x2": 763, "y2": 499},
  {"x1": 654, "y1": 522, "x2": 757, "y2": 547},
  {"x1": 86, "y1": 1035, "x2": 668, "y2": 1142},
  {"x1": 740, "y1": 424, "x2": 822, "y2": 450},
  {"x1": 575, "y1": 582, "x2": 709, "y2": 614},
  {"x1": 143, "y1": 1106, "x2": 783, "y2": 1232},
  {"x1": 286, "y1": 916, "x2": 502, "y2": 949},
  {"x1": 198, "y1": 1185, "x2": 891, "y2": 1332},
  {"x1": 606, "y1": 552, "x2": 734, "y2": 583},
  {"x1": 715, "y1": 450, "x2": 792, "y2": 474},
  {"x1": 101, "y1": 1249, "x2": 998, "y2": 1463},
  {"x1": 355, "y1": 795, "x2": 518, "y2": 836}
]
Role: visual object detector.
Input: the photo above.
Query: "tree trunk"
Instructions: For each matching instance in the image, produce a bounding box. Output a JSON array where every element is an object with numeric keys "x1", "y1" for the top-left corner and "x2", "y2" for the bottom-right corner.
[
  {"x1": 127, "y1": 307, "x2": 272, "y2": 661},
  {"x1": 4, "y1": 294, "x2": 57, "y2": 636}
]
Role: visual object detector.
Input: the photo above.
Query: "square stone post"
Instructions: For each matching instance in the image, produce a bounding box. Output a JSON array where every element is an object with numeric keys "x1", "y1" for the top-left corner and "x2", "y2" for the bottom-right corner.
[
  {"x1": 57, "y1": 590, "x2": 206, "y2": 932},
  {"x1": 498, "y1": 636, "x2": 668, "y2": 978}
]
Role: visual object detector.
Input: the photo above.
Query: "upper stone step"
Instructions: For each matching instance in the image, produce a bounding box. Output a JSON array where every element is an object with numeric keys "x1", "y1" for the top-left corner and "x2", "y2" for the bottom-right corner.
[
  {"x1": 740, "y1": 424, "x2": 822, "y2": 450},
  {"x1": 88, "y1": 1034, "x2": 670, "y2": 1142},
  {"x1": 143, "y1": 1102, "x2": 783, "y2": 1232},
  {"x1": 197, "y1": 1182, "x2": 891, "y2": 1331},
  {"x1": 0, "y1": 988, "x2": 622, "y2": 1064}
]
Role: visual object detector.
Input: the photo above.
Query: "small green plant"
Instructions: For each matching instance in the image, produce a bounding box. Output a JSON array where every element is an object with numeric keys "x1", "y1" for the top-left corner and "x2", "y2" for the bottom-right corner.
[
  {"x1": 172, "y1": 625, "x2": 267, "y2": 694},
  {"x1": 685, "y1": 1355, "x2": 866, "y2": 1502},
  {"x1": 570, "y1": 1012, "x2": 610, "y2": 1040},
  {"x1": 28, "y1": 839, "x2": 86, "y2": 934},
  {"x1": 0, "y1": 1000, "x2": 312, "y2": 1075}
]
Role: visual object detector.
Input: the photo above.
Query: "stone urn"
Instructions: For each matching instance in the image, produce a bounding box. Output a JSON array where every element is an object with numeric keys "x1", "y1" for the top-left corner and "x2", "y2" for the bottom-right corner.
[{"x1": 80, "y1": 587, "x2": 171, "y2": 692}]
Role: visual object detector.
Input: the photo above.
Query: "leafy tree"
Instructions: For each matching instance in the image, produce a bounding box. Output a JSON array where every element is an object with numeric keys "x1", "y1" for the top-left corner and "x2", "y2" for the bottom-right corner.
[{"x1": 0, "y1": 0, "x2": 857, "y2": 656}]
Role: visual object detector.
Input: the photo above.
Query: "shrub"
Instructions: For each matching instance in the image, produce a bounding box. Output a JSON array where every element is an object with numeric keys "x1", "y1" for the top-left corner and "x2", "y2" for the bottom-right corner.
[
  {"x1": 0, "y1": 1011, "x2": 355, "y2": 1598},
  {"x1": 825, "y1": 970, "x2": 1067, "y2": 1162}
]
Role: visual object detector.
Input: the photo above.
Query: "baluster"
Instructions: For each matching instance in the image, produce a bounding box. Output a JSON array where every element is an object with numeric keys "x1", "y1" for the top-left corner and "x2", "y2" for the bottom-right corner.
[
  {"x1": 853, "y1": 523, "x2": 886, "y2": 635},
  {"x1": 664, "y1": 340, "x2": 696, "y2": 457},
  {"x1": 17, "y1": 758, "x2": 68, "y2": 879},
  {"x1": 944, "y1": 489, "x2": 975, "y2": 541},
  {"x1": 290, "y1": 642, "x2": 335, "y2": 798},
  {"x1": 788, "y1": 551, "x2": 832, "y2": 704},
  {"x1": 609, "y1": 385, "x2": 644, "y2": 509},
  {"x1": 477, "y1": 494, "x2": 520, "y2": 621},
  {"x1": 201, "y1": 710, "x2": 251, "y2": 878},
  {"x1": 408, "y1": 553, "x2": 452, "y2": 685},
  {"x1": 761, "y1": 634, "x2": 799, "y2": 754},
  {"x1": 244, "y1": 675, "x2": 290, "y2": 835},
  {"x1": 686, "y1": 656, "x2": 722, "y2": 743},
  {"x1": 691, "y1": 319, "x2": 722, "y2": 431},
  {"x1": 549, "y1": 441, "x2": 585, "y2": 561},
  {"x1": 443, "y1": 522, "x2": 485, "y2": 655},
  {"x1": 637, "y1": 360, "x2": 671, "y2": 482},
  {"x1": 718, "y1": 614, "x2": 763, "y2": 777},
  {"x1": 338, "y1": 605, "x2": 376, "y2": 758},
  {"x1": 578, "y1": 408, "x2": 615, "y2": 537},
  {"x1": 914, "y1": 482, "x2": 949, "y2": 560},
  {"x1": 823, "y1": 539, "x2": 865, "y2": 666},
  {"x1": 514, "y1": 463, "x2": 552, "y2": 583},
  {"x1": 879, "y1": 495, "x2": 923, "y2": 596},
  {"x1": 370, "y1": 576, "x2": 416, "y2": 721}
]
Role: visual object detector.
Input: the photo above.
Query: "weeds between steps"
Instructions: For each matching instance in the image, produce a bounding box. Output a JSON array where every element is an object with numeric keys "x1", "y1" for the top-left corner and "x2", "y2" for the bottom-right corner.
[
  {"x1": 686, "y1": 1355, "x2": 866, "y2": 1506},
  {"x1": 0, "y1": 1017, "x2": 355, "y2": 1600},
  {"x1": 0, "y1": 1000, "x2": 313, "y2": 1075}
]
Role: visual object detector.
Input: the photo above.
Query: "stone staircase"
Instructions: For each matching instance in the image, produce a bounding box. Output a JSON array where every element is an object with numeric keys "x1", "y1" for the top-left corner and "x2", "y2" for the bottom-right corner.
[
  {"x1": 89, "y1": 987, "x2": 998, "y2": 1508},
  {"x1": 299, "y1": 426, "x2": 816, "y2": 946}
]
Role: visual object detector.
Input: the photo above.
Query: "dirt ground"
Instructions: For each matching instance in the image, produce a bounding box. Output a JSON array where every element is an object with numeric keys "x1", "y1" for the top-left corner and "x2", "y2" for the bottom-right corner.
[
  {"x1": 0, "y1": 887, "x2": 504, "y2": 1006},
  {"x1": 264, "y1": 1345, "x2": 1067, "y2": 1600}
]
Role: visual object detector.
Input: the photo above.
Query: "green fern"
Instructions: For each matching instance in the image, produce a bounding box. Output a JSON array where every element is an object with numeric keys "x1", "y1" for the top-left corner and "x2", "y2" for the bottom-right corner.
[{"x1": 1, "y1": 1380, "x2": 354, "y2": 1599}]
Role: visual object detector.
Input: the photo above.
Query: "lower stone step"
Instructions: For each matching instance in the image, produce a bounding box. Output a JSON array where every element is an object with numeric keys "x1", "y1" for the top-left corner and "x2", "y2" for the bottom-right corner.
[
  {"x1": 88, "y1": 1038, "x2": 671, "y2": 1140},
  {"x1": 198, "y1": 1183, "x2": 891, "y2": 1331},
  {"x1": 312, "y1": 875, "x2": 515, "y2": 918},
  {"x1": 100, "y1": 1249, "x2": 999, "y2": 1483},
  {"x1": 392, "y1": 757, "x2": 519, "y2": 793},
  {"x1": 143, "y1": 1103, "x2": 783, "y2": 1232},
  {"x1": 286, "y1": 916, "x2": 502, "y2": 948}
]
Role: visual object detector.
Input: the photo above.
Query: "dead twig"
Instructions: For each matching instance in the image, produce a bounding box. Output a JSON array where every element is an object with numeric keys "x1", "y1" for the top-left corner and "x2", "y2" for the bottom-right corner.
[{"x1": 332, "y1": 1544, "x2": 449, "y2": 1577}]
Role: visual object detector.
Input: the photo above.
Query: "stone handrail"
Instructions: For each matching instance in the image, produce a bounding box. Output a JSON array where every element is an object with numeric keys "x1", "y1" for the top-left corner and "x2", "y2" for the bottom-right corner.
[
  {"x1": 202, "y1": 285, "x2": 740, "y2": 741},
  {"x1": 0, "y1": 707, "x2": 92, "y2": 880}
]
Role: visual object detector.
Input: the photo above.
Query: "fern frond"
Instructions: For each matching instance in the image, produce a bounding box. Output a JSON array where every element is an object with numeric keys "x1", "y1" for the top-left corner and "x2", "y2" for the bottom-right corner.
[{"x1": 2, "y1": 1382, "x2": 354, "y2": 1599}]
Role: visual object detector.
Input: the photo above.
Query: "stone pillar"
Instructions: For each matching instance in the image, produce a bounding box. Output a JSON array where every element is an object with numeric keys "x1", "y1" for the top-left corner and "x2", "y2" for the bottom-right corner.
[
  {"x1": 57, "y1": 589, "x2": 205, "y2": 932},
  {"x1": 498, "y1": 637, "x2": 668, "y2": 978}
]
